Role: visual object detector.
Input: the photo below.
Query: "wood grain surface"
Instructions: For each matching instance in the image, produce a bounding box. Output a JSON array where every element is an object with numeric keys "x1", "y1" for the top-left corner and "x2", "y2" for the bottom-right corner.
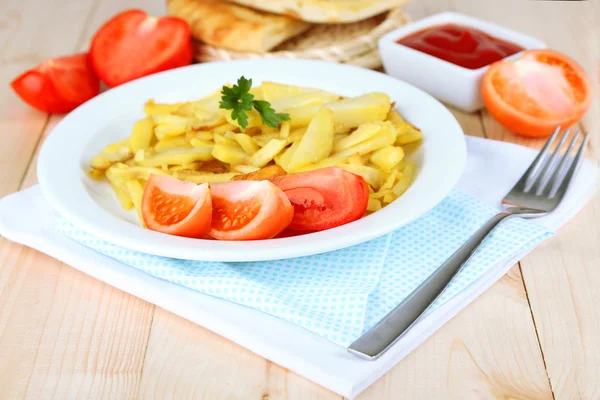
[{"x1": 0, "y1": 0, "x2": 598, "y2": 398}]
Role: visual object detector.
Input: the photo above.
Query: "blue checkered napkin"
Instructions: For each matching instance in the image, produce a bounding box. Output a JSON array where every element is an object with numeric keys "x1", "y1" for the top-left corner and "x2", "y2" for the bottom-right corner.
[{"x1": 57, "y1": 189, "x2": 551, "y2": 347}]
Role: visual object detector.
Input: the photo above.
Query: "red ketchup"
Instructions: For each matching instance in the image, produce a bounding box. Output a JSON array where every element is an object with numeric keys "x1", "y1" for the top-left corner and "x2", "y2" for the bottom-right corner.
[{"x1": 396, "y1": 24, "x2": 524, "y2": 70}]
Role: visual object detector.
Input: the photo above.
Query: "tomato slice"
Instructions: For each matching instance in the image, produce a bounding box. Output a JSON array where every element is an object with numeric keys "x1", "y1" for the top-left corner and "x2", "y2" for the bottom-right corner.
[
  {"x1": 11, "y1": 53, "x2": 100, "y2": 114},
  {"x1": 269, "y1": 167, "x2": 369, "y2": 231},
  {"x1": 90, "y1": 9, "x2": 193, "y2": 87},
  {"x1": 142, "y1": 175, "x2": 212, "y2": 238},
  {"x1": 482, "y1": 49, "x2": 592, "y2": 137},
  {"x1": 209, "y1": 180, "x2": 293, "y2": 240}
]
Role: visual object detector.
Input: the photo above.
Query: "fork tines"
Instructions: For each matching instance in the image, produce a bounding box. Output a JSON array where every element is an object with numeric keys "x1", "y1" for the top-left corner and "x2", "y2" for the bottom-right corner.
[{"x1": 523, "y1": 126, "x2": 589, "y2": 198}]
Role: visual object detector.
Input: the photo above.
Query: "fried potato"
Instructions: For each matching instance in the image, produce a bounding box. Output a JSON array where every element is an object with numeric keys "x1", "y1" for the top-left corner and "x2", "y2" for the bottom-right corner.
[
  {"x1": 90, "y1": 152, "x2": 132, "y2": 170},
  {"x1": 212, "y1": 143, "x2": 248, "y2": 165},
  {"x1": 174, "y1": 171, "x2": 240, "y2": 183},
  {"x1": 262, "y1": 82, "x2": 316, "y2": 101},
  {"x1": 103, "y1": 139, "x2": 131, "y2": 154},
  {"x1": 327, "y1": 93, "x2": 391, "y2": 131},
  {"x1": 270, "y1": 91, "x2": 339, "y2": 111},
  {"x1": 338, "y1": 163, "x2": 385, "y2": 189},
  {"x1": 130, "y1": 118, "x2": 154, "y2": 152},
  {"x1": 227, "y1": 132, "x2": 260, "y2": 155},
  {"x1": 367, "y1": 198, "x2": 382, "y2": 212},
  {"x1": 125, "y1": 179, "x2": 145, "y2": 224},
  {"x1": 156, "y1": 136, "x2": 191, "y2": 152},
  {"x1": 288, "y1": 107, "x2": 334, "y2": 171},
  {"x1": 369, "y1": 146, "x2": 404, "y2": 173},
  {"x1": 333, "y1": 123, "x2": 380, "y2": 153},
  {"x1": 108, "y1": 165, "x2": 169, "y2": 180},
  {"x1": 137, "y1": 148, "x2": 213, "y2": 167},
  {"x1": 231, "y1": 165, "x2": 287, "y2": 181},
  {"x1": 91, "y1": 82, "x2": 421, "y2": 220},
  {"x1": 334, "y1": 122, "x2": 396, "y2": 158},
  {"x1": 248, "y1": 139, "x2": 287, "y2": 167}
]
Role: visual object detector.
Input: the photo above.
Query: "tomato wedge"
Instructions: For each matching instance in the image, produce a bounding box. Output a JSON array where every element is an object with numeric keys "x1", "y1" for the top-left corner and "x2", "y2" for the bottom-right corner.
[
  {"x1": 209, "y1": 180, "x2": 293, "y2": 240},
  {"x1": 269, "y1": 167, "x2": 369, "y2": 231},
  {"x1": 11, "y1": 53, "x2": 100, "y2": 114},
  {"x1": 90, "y1": 9, "x2": 193, "y2": 87},
  {"x1": 482, "y1": 49, "x2": 592, "y2": 137},
  {"x1": 142, "y1": 175, "x2": 212, "y2": 238}
]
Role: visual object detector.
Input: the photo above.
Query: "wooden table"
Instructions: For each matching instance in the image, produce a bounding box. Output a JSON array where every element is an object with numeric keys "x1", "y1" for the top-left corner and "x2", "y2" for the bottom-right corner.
[{"x1": 1, "y1": 0, "x2": 598, "y2": 398}]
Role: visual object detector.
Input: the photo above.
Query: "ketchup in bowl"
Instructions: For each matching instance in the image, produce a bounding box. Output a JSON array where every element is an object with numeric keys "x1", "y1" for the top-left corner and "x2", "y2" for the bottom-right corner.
[{"x1": 396, "y1": 24, "x2": 523, "y2": 69}]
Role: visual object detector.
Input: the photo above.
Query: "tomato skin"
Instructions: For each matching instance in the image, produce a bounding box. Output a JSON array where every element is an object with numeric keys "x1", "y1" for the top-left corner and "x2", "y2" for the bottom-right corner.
[
  {"x1": 142, "y1": 175, "x2": 212, "y2": 238},
  {"x1": 10, "y1": 53, "x2": 100, "y2": 114},
  {"x1": 482, "y1": 49, "x2": 592, "y2": 137},
  {"x1": 90, "y1": 9, "x2": 193, "y2": 87},
  {"x1": 208, "y1": 180, "x2": 293, "y2": 241},
  {"x1": 269, "y1": 167, "x2": 369, "y2": 231}
]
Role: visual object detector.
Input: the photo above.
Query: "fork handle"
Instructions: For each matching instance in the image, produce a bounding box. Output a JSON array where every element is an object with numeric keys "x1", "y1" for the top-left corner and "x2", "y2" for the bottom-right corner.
[{"x1": 347, "y1": 212, "x2": 516, "y2": 360}]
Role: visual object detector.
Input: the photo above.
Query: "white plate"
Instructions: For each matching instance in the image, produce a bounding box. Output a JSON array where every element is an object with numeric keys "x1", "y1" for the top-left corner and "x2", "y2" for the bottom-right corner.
[{"x1": 37, "y1": 59, "x2": 466, "y2": 262}]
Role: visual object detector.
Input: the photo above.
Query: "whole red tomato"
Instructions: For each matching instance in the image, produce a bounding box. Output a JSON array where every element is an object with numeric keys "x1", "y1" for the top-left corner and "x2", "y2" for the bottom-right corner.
[
  {"x1": 11, "y1": 53, "x2": 100, "y2": 114},
  {"x1": 90, "y1": 9, "x2": 193, "y2": 87}
]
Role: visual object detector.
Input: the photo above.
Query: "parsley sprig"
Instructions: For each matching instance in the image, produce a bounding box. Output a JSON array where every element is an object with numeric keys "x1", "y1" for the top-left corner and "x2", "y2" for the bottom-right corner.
[{"x1": 219, "y1": 76, "x2": 290, "y2": 129}]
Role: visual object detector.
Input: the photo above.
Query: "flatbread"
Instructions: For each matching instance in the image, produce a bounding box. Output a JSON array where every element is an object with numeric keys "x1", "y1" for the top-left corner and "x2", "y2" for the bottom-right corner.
[
  {"x1": 166, "y1": 0, "x2": 311, "y2": 53},
  {"x1": 194, "y1": 8, "x2": 410, "y2": 69},
  {"x1": 226, "y1": 0, "x2": 412, "y2": 23}
]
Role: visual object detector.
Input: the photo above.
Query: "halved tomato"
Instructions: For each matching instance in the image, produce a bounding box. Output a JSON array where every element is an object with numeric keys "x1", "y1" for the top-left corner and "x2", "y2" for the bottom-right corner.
[
  {"x1": 209, "y1": 180, "x2": 293, "y2": 240},
  {"x1": 90, "y1": 9, "x2": 193, "y2": 87},
  {"x1": 482, "y1": 49, "x2": 592, "y2": 137},
  {"x1": 142, "y1": 175, "x2": 212, "y2": 238},
  {"x1": 11, "y1": 53, "x2": 100, "y2": 114},
  {"x1": 269, "y1": 167, "x2": 369, "y2": 231}
]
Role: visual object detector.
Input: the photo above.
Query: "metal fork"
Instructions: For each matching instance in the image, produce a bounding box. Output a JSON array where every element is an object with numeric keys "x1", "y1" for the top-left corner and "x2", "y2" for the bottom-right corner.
[{"x1": 348, "y1": 126, "x2": 589, "y2": 360}]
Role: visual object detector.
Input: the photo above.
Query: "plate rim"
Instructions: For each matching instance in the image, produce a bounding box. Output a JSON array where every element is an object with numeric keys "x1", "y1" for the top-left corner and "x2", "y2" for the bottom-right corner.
[{"x1": 37, "y1": 59, "x2": 467, "y2": 262}]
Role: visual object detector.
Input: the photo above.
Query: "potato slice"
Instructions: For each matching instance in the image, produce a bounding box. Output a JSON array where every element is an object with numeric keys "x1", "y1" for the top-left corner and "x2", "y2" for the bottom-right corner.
[
  {"x1": 370, "y1": 146, "x2": 404, "y2": 173},
  {"x1": 103, "y1": 139, "x2": 131, "y2": 154},
  {"x1": 212, "y1": 143, "x2": 248, "y2": 165},
  {"x1": 144, "y1": 99, "x2": 183, "y2": 116},
  {"x1": 108, "y1": 165, "x2": 169, "y2": 180},
  {"x1": 334, "y1": 122, "x2": 396, "y2": 158},
  {"x1": 130, "y1": 117, "x2": 154, "y2": 152},
  {"x1": 274, "y1": 142, "x2": 299, "y2": 172},
  {"x1": 248, "y1": 139, "x2": 287, "y2": 167},
  {"x1": 125, "y1": 179, "x2": 145, "y2": 224},
  {"x1": 367, "y1": 198, "x2": 382, "y2": 212},
  {"x1": 337, "y1": 164, "x2": 385, "y2": 189},
  {"x1": 288, "y1": 107, "x2": 334, "y2": 171},
  {"x1": 270, "y1": 91, "x2": 339, "y2": 111},
  {"x1": 90, "y1": 152, "x2": 132, "y2": 170},
  {"x1": 333, "y1": 123, "x2": 380, "y2": 153},
  {"x1": 392, "y1": 161, "x2": 416, "y2": 196},
  {"x1": 155, "y1": 137, "x2": 191, "y2": 152},
  {"x1": 228, "y1": 133, "x2": 260, "y2": 155},
  {"x1": 137, "y1": 148, "x2": 213, "y2": 167},
  {"x1": 174, "y1": 172, "x2": 239, "y2": 183},
  {"x1": 327, "y1": 93, "x2": 391, "y2": 131},
  {"x1": 231, "y1": 165, "x2": 287, "y2": 181},
  {"x1": 279, "y1": 121, "x2": 290, "y2": 138},
  {"x1": 262, "y1": 82, "x2": 316, "y2": 101},
  {"x1": 284, "y1": 104, "x2": 321, "y2": 128},
  {"x1": 232, "y1": 165, "x2": 260, "y2": 174}
]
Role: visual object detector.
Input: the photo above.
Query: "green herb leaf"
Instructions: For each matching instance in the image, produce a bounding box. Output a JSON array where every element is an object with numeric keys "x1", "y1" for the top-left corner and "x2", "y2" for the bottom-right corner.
[
  {"x1": 219, "y1": 76, "x2": 255, "y2": 129},
  {"x1": 252, "y1": 100, "x2": 290, "y2": 128},
  {"x1": 219, "y1": 76, "x2": 290, "y2": 129}
]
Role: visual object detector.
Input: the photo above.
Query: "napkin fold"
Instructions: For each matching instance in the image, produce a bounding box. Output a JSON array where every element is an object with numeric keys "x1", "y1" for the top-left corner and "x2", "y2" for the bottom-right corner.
[
  {"x1": 57, "y1": 189, "x2": 549, "y2": 346},
  {"x1": 0, "y1": 136, "x2": 597, "y2": 399}
]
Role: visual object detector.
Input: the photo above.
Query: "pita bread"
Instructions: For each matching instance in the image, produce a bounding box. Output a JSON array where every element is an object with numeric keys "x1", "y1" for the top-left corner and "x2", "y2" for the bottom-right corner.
[
  {"x1": 166, "y1": 0, "x2": 311, "y2": 53},
  {"x1": 226, "y1": 0, "x2": 412, "y2": 23},
  {"x1": 194, "y1": 8, "x2": 410, "y2": 69}
]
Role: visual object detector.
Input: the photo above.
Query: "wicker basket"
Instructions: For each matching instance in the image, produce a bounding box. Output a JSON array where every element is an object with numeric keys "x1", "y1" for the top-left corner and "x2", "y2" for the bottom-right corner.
[{"x1": 194, "y1": 8, "x2": 411, "y2": 69}]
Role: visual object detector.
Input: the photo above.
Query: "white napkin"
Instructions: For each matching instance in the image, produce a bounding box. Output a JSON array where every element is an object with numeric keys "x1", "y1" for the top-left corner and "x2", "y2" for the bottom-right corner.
[{"x1": 0, "y1": 136, "x2": 597, "y2": 399}]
